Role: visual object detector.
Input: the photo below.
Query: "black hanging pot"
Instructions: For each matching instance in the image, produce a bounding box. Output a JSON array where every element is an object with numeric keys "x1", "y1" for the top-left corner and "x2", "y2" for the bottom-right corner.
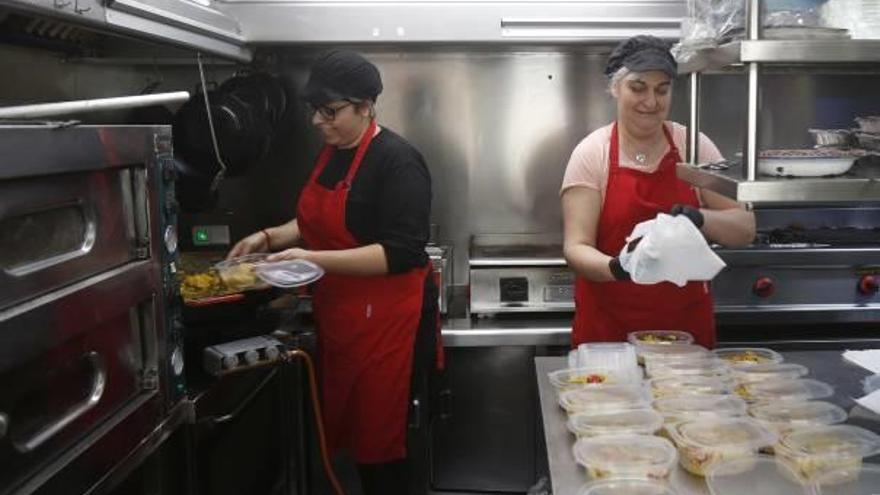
[{"x1": 220, "y1": 72, "x2": 288, "y2": 126}]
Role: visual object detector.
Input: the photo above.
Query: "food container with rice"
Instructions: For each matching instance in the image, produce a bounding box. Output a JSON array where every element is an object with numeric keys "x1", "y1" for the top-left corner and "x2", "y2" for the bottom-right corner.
[
  {"x1": 731, "y1": 362, "x2": 808, "y2": 383},
  {"x1": 775, "y1": 425, "x2": 880, "y2": 485},
  {"x1": 649, "y1": 375, "x2": 735, "y2": 399},
  {"x1": 668, "y1": 417, "x2": 777, "y2": 477},
  {"x1": 549, "y1": 366, "x2": 642, "y2": 391},
  {"x1": 638, "y1": 344, "x2": 709, "y2": 366},
  {"x1": 627, "y1": 330, "x2": 694, "y2": 347},
  {"x1": 559, "y1": 384, "x2": 652, "y2": 414},
  {"x1": 748, "y1": 400, "x2": 847, "y2": 437},
  {"x1": 705, "y1": 455, "x2": 813, "y2": 495},
  {"x1": 653, "y1": 394, "x2": 748, "y2": 428},
  {"x1": 735, "y1": 378, "x2": 834, "y2": 403},
  {"x1": 214, "y1": 253, "x2": 272, "y2": 292},
  {"x1": 572, "y1": 435, "x2": 678, "y2": 481},
  {"x1": 567, "y1": 408, "x2": 663, "y2": 438},
  {"x1": 713, "y1": 347, "x2": 783, "y2": 367},
  {"x1": 577, "y1": 478, "x2": 679, "y2": 495},
  {"x1": 645, "y1": 357, "x2": 730, "y2": 379}
]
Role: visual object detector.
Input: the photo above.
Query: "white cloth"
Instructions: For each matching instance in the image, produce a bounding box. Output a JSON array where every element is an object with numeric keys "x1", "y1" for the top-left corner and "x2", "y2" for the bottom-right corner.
[
  {"x1": 843, "y1": 349, "x2": 880, "y2": 374},
  {"x1": 618, "y1": 213, "x2": 726, "y2": 287},
  {"x1": 855, "y1": 389, "x2": 880, "y2": 417}
]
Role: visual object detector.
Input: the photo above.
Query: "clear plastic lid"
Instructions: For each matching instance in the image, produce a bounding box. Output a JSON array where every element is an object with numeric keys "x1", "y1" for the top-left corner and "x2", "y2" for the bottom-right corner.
[
  {"x1": 731, "y1": 363, "x2": 808, "y2": 383},
  {"x1": 706, "y1": 455, "x2": 813, "y2": 495},
  {"x1": 214, "y1": 253, "x2": 271, "y2": 291},
  {"x1": 577, "y1": 343, "x2": 638, "y2": 370},
  {"x1": 653, "y1": 394, "x2": 748, "y2": 423},
  {"x1": 578, "y1": 478, "x2": 679, "y2": 495},
  {"x1": 646, "y1": 357, "x2": 730, "y2": 379},
  {"x1": 559, "y1": 384, "x2": 652, "y2": 414},
  {"x1": 777, "y1": 425, "x2": 880, "y2": 460},
  {"x1": 572, "y1": 435, "x2": 678, "y2": 479},
  {"x1": 813, "y1": 462, "x2": 880, "y2": 493},
  {"x1": 670, "y1": 417, "x2": 777, "y2": 451},
  {"x1": 649, "y1": 375, "x2": 734, "y2": 398},
  {"x1": 549, "y1": 366, "x2": 642, "y2": 390},
  {"x1": 627, "y1": 330, "x2": 694, "y2": 346},
  {"x1": 713, "y1": 347, "x2": 784, "y2": 367},
  {"x1": 638, "y1": 344, "x2": 710, "y2": 365},
  {"x1": 748, "y1": 401, "x2": 847, "y2": 430},
  {"x1": 254, "y1": 259, "x2": 324, "y2": 288},
  {"x1": 567, "y1": 408, "x2": 664, "y2": 438},
  {"x1": 737, "y1": 378, "x2": 834, "y2": 403}
]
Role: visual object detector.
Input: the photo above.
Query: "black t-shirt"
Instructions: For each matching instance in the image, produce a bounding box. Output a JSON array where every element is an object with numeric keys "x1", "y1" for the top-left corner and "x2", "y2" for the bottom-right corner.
[{"x1": 314, "y1": 127, "x2": 431, "y2": 274}]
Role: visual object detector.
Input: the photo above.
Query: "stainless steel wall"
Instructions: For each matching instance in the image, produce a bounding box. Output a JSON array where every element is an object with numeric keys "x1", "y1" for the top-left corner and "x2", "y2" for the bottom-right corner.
[{"x1": 3, "y1": 43, "x2": 880, "y2": 284}]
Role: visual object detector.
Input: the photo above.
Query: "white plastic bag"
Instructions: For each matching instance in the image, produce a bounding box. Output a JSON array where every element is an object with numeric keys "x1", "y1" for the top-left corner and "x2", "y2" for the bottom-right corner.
[{"x1": 618, "y1": 213, "x2": 726, "y2": 287}]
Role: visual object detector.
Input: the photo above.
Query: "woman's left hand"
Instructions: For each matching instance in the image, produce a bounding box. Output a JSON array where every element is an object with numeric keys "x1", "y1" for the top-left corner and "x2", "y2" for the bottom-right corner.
[{"x1": 267, "y1": 247, "x2": 312, "y2": 263}]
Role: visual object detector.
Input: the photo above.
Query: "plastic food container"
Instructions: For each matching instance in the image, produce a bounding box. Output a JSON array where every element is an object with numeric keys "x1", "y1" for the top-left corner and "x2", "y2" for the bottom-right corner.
[
  {"x1": 775, "y1": 425, "x2": 880, "y2": 484},
  {"x1": 577, "y1": 478, "x2": 679, "y2": 495},
  {"x1": 572, "y1": 435, "x2": 678, "y2": 481},
  {"x1": 809, "y1": 128, "x2": 854, "y2": 148},
  {"x1": 855, "y1": 115, "x2": 880, "y2": 134},
  {"x1": 254, "y1": 259, "x2": 324, "y2": 288},
  {"x1": 649, "y1": 375, "x2": 734, "y2": 399},
  {"x1": 735, "y1": 378, "x2": 834, "y2": 403},
  {"x1": 668, "y1": 417, "x2": 777, "y2": 477},
  {"x1": 628, "y1": 330, "x2": 694, "y2": 347},
  {"x1": 638, "y1": 344, "x2": 710, "y2": 366},
  {"x1": 559, "y1": 384, "x2": 652, "y2": 414},
  {"x1": 713, "y1": 347, "x2": 784, "y2": 367},
  {"x1": 645, "y1": 357, "x2": 730, "y2": 379},
  {"x1": 549, "y1": 366, "x2": 642, "y2": 391},
  {"x1": 748, "y1": 401, "x2": 847, "y2": 437},
  {"x1": 731, "y1": 363, "x2": 808, "y2": 384},
  {"x1": 813, "y1": 462, "x2": 880, "y2": 493},
  {"x1": 214, "y1": 253, "x2": 271, "y2": 291},
  {"x1": 706, "y1": 455, "x2": 813, "y2": 495},
  {"x1": 653, "y1": 394, "x2": 748, "y2": 426},
  {"x1": 576, "y1": 342, "x2": 639, "y2": 371},
  {"x1": 567, "y1": 408, "x2": 664, "y2": 438}
]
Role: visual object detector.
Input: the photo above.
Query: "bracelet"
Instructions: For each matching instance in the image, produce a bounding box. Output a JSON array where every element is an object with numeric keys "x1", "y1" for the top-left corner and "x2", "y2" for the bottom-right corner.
[{"x1": 260, "y1": 229, "x2": 272, "y2": 250}]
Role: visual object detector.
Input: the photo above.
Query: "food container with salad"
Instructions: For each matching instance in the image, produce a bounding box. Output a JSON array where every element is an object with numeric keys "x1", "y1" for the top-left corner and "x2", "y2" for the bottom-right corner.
[
  {"x1": 668, "y1": 417, "x2": 777, "y2": 477},
  {"x1": 735, "y1": 378, "x2": 834, "y2": 403},
  {"x1": 649, "y1": 375, "x2": 735, "y2": 399},
  {"x1": 748, "y1": 400, "x2": 847, "y2": 437},
  {"x1": 731, "y1": 362, "x2": 808, "y2": 384},
  {"x1": 572, "y1": 435, "x2": 678, "y2": 481},
  {"x1": 775, "y1": 425, "x2": 880, "y2": 484},
  {"x1": 558, "y1": 384, "x2": 652, "y2": 414},
  {"x1": 567, "y1": 408, "x2": 664, "y2": 438},
  {"x1": 713, "y1": 347, "x2": 784, "y2": 367},
  {"x1": 548, "y1": 366, "x2": 642, "y2": 391}
]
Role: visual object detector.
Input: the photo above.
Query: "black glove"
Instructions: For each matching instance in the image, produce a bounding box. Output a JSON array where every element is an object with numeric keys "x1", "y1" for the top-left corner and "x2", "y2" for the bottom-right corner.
[
  {"x1": 608, "y1": 237, "x2": 641, "y2": 281},
  {"x1": 670, "y1": 204, "x2": 704, "y2": 229}
]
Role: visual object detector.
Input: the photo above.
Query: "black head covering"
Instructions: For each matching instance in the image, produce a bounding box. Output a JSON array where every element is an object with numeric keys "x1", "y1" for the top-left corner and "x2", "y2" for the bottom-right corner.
[
  {"x1": 604, "y1": 35, "x2": 677, "y2": 79},
  {"x1": 302, "y1": 50, "x2": 383, "y2": 105}
]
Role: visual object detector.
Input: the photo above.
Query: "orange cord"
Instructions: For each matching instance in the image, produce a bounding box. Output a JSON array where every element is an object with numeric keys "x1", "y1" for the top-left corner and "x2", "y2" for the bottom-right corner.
[{"x1": 285, "y1": 349, "x2": 346, "y2": 495}]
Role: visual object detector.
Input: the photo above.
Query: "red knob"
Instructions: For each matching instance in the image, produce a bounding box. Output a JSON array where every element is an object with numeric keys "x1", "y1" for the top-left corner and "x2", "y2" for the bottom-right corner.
[
  {"x1": 859, "y1": 275, "x2": 879, "y2": 295},
  {"x1": 753, "y1": 277, "x2": 775, "y2": 298}
]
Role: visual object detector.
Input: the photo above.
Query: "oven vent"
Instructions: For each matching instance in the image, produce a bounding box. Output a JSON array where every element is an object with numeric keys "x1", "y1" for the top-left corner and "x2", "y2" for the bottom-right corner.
[{"x1": 0, "y1": 11, "x2": 101, "y2": 54}]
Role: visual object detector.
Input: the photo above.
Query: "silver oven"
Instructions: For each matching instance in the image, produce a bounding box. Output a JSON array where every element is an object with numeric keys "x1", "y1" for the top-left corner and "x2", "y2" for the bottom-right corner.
[{"x1": 0, "y1": 124, "x2": 182, "y2": 495}]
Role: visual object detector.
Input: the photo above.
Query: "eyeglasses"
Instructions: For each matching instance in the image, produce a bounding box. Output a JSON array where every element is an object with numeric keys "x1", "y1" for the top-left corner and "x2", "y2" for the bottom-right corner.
[{"x1": 309, "y1": 100, "x2": 354, "y2": 121}]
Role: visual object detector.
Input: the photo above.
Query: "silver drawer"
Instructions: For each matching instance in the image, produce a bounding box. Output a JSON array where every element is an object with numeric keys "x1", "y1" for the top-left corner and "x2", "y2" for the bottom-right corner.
[
  {"x1": 0, "y1": 168, "x2": 141, "y2": 310},
  {"x1": 0, "y1": 262, "x2": 159, "y2": 493}
]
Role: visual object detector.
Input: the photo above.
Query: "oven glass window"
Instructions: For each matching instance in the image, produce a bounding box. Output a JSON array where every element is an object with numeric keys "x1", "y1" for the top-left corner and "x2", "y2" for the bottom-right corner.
[{"x1": 0, "y1": 205, "x2": 90, "y2": 274}]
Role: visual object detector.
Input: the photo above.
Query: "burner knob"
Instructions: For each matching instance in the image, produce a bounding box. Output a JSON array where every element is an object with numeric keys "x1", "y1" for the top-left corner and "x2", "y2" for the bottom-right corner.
[
  {"x1": 753, "y1": 277, "x2": 775, "y2": 298},
  {"x1": 859, "y1": 275, "x2": 879, "y2": 295}
]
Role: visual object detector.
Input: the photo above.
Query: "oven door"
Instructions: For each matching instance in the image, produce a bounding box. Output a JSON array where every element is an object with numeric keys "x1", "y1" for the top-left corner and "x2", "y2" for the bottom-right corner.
[
  {"x1": 0, "y1": 167, "x2": 140, "y2": 311},
  {"x1": 0, "y1": 261, "x2": 160, "y2": 495}
]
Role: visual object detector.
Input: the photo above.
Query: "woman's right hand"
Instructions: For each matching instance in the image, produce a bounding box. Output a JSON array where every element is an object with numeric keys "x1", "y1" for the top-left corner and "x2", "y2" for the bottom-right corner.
[{"x1": 227, "y1": 231, "x2": 269, "y2": 259}]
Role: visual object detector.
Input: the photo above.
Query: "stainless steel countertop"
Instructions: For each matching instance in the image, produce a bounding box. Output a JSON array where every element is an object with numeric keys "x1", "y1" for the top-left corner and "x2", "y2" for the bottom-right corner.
[{"x1": 536, "y1": 351, "x2": 880, "y2": 495}]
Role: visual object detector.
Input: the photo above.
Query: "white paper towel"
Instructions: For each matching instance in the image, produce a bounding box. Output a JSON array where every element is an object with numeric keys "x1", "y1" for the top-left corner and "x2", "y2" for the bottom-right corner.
[{"x1": 842, "y1": 349, "x2": 880, "y2": 374}]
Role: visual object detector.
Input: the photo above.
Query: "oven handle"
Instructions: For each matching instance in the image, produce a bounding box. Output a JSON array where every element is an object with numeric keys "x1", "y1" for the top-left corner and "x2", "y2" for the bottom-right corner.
[{"x1": 5, "y1": 351, "x2": 107, "y2": 453}]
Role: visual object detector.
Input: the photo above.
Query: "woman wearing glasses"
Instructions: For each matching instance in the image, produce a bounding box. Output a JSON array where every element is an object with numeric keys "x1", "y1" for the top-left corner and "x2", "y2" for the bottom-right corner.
[
  {"x1": 560, "y1": 35, "x2": 755, "y2": 349},
  {"x1": 228, "y1": 50, "x2": 438, "y2": 495}
]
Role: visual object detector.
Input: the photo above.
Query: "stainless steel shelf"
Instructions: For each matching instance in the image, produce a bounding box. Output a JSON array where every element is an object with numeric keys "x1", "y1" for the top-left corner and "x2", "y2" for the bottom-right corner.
[
  {"x1": 679, "y1": 40, "x2": 880, "y2": 73},
  {"x1": 676, "y1": 162, "x2": 880, "y2": 203}
]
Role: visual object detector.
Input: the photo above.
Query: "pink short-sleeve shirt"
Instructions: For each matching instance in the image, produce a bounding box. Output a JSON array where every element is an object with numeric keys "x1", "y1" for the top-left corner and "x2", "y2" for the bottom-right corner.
[{"x1": 561, "y1": 121, "x2": 723, "y2": 206}]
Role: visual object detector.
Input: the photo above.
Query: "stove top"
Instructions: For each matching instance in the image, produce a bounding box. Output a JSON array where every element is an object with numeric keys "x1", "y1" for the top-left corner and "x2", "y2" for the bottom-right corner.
[{"x1": 755, "y1": 227, "x2": 880, "y2": 248}]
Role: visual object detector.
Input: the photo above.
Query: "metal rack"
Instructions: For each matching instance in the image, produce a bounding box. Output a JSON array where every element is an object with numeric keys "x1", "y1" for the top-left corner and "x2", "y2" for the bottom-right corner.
[{"x1": 677, "y1": 0, "x2": 880, "y2": 203}]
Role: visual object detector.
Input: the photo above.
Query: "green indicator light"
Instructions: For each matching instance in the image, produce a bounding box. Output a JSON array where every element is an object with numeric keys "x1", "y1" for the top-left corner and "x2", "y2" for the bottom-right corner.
[{"x1": 194, "y1": 228, "x2": 210, "y2": 244}]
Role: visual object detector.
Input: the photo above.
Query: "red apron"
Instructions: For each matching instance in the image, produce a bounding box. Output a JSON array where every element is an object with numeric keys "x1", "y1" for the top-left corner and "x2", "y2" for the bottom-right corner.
[
  {"x1": 571, "y1": 122, "x2": 716, "y2": 348},
  {"x1": 296, "y1": 121, "x2": 432, "y2": 463}
]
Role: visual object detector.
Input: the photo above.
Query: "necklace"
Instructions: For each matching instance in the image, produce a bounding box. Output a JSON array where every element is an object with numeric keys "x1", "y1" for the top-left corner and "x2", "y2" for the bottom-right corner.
[{"x1": 634, "y1": 152, "x2": 647, "y2": 165}]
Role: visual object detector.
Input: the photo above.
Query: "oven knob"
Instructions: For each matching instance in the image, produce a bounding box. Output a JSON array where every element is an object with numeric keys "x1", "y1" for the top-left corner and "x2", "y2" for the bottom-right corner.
[
  {"x1": 170, "y1": 346, "x2": 185, "y2": 376},
  {"x1": 859, "y1": 275, "x2": 879, "y2": 295},
  {"x1": 753, "y1": 277, "x2": 775, "y2": 298}
]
